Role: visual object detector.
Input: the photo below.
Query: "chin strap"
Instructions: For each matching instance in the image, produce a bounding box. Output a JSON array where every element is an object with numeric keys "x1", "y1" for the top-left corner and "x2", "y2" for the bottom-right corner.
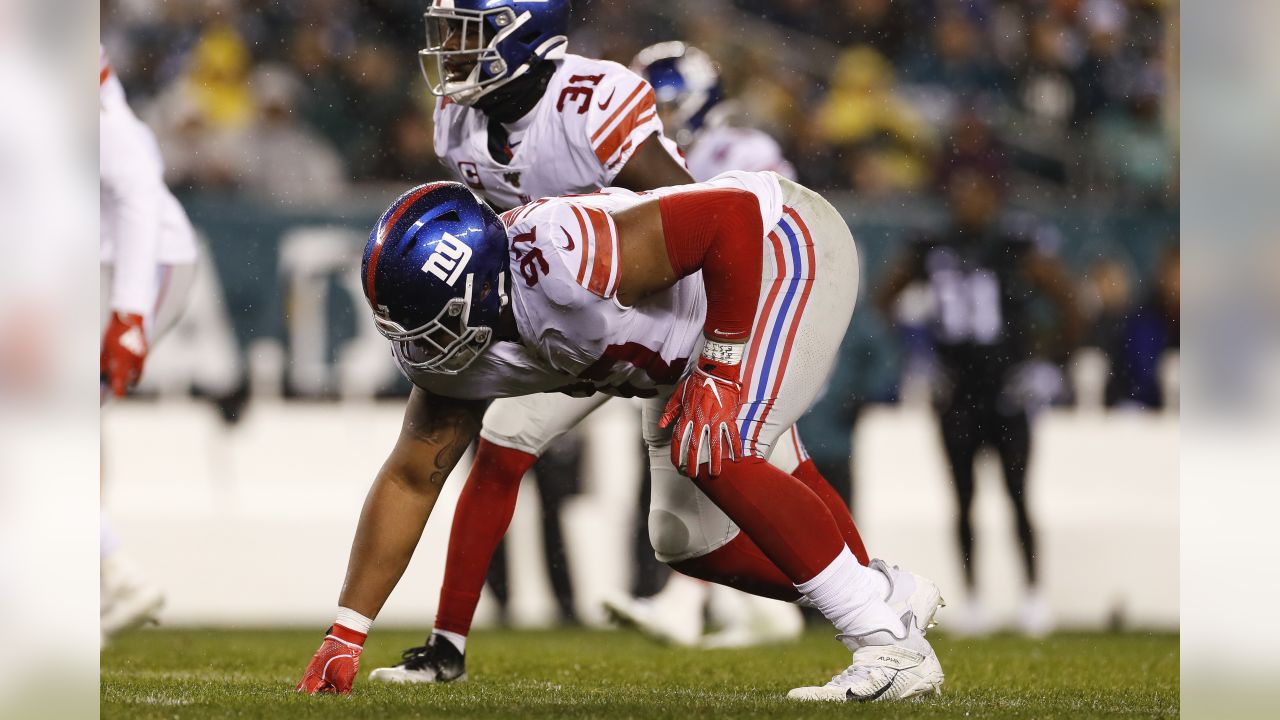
[{"x1": 475, "y1": 60, "x2": 557, "y2": 123}]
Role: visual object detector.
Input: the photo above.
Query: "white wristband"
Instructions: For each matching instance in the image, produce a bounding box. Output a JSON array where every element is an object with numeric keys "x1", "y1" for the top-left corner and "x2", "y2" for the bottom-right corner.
[
  {"x1": 702, "y1": 339, "x2": 744, "y2": 366},
  {"x1": 335, "y1": 606, "x2": 374, "y2": 634}
]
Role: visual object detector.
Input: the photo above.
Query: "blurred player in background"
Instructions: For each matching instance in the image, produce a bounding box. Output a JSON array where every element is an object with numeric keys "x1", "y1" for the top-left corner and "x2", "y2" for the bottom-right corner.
[
  {"x1": 635, "y1": 42, "x2": 796, "y2": 182},
  {"x1": 599, "y1": 41, "x2": 806, "y2": 649},
  {"x1": 99, "y1": 45, "x2": 198, "y2": 641},
  {"x1": 877, "y1": 164, "x2": 1081, "y2": 637},
  {"x1": 365, "y1": 1, "x2": 860, "y2": 682},
  {"x1": 298, "y1": 169, "x2": 945, "y2": 702}
]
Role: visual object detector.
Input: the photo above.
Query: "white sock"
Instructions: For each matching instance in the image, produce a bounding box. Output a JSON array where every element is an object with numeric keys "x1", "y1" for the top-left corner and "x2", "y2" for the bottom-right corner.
[
  {"x1": 795, "y1": 546, "x2": 906, "y2": 638},
  {"x1": 871, "y1": 566, "x2": 891, "y2": 600},
  {"x1": 432, "y1": 628, "x2": 467, "y2": 654},
  {"x1": 335, "y1": 606, "x2": 373, "y2": 635}
]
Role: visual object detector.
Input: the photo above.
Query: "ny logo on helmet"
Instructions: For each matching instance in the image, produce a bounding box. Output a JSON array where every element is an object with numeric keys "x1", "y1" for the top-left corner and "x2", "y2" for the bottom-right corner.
[{"x1": 421, "y1": 232, "x2": 473, "y2": 287}]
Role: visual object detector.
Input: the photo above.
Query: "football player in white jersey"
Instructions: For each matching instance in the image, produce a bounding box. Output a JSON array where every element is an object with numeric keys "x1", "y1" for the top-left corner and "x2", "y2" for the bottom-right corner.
[
  {"x1": 99, "y1": 46, "x2": 199, "y2": 639},
  {"x1": 391, "y1": 0, "x2": 870, "y2": 677},
  {"x1": 297, "y1": 172, "x2": 946, "y2": 702},
  {"x1": 427, "y1": 0, "x2": 691, "y2": 208},
  {"x1": 632, "y1": 42, "x2": 797, "y2": 182},
  {"x1": 599, "y1": 42, "x2": 812, "y2": 649}
]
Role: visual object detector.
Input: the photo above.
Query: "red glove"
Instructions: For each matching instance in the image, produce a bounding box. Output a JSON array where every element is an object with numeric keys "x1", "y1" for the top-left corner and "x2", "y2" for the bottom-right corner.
[
  {"x1": 659, "y1": 341, "x2": 745, "y2": 477},
  {"x1": 100, "y1": 312, "x2": 148, "y2": 398},
  {"x1": 296, "y1": 625, "x2": 366, "y2": 695}
]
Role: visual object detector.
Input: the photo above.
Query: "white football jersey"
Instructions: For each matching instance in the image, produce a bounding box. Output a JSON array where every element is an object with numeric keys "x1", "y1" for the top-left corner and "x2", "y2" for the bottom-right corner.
[
  {"x1": 100, "y1": 47, "x2": 198, "y2": 316},
  {"x1": 399, "y1": 170, "x2": 785, "y2": 400},
  {"x1": 433, "y1": 54, "x2": 670, "y2": 210},
  {"x1": 686, "y1": 125, "x2": 797, "y2": 183}
]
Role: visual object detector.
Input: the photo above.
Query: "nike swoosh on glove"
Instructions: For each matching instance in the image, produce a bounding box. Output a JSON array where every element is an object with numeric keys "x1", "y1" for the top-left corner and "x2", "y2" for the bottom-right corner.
[
  {"x1": 100, "y1": 312, "x2": 147, "y2": 398},
  {"x1": 296, "y1": 628, "x2": 364, "y2": 695},
  {"x1": 659, "y1": 358, "x2": 743, "y2": 477}
]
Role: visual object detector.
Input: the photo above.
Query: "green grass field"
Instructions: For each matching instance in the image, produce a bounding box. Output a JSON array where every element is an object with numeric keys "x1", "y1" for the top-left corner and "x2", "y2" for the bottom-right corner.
[{"x1": 101, "y1": 627, "x2": 1178, "y2": 719}]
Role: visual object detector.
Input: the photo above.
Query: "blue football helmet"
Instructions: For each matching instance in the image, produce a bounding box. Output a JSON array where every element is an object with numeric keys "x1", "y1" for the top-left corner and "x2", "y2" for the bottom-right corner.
[
  {"x1": 362, "y1": 181, "x2": 511, "y2": 375},
  {"x1": 630, "y1": 41, "x2": 722, "y2": 144},
  {"x1": 420, "y1": 0, "x2": 571, "y2": 106}
]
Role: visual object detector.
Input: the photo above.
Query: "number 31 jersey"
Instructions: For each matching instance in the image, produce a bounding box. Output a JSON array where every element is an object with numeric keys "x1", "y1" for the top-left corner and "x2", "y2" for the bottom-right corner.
[{"x1": 433, "y1": 54, "x2": 672, "y2": 211}]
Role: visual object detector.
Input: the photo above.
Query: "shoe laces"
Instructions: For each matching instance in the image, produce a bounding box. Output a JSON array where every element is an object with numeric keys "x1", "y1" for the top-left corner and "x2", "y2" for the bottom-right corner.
[
  {"x1": 399, "y1": 644, "x2": 440, "y2": 669},
  {"x1": 825, "y1": 651, "x2": 890, "y2": 688}
]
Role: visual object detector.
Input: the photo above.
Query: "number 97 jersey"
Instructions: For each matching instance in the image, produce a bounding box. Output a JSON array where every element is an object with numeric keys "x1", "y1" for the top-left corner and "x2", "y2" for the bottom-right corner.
[{"x1": 433, "y1": 54, "x2": 675, "y2": 211}]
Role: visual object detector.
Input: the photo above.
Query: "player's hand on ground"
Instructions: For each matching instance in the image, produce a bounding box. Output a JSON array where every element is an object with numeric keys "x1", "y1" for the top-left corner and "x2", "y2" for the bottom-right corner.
[
  {"x1": 660, "y1": 348, "x2": 744, "y2": 477},
  {"x1": 100, "y1": 311, "x2": 148, "y2": 398},
  {"x1": 296, "y1": 630, "x2": 364, "y2": 695}
]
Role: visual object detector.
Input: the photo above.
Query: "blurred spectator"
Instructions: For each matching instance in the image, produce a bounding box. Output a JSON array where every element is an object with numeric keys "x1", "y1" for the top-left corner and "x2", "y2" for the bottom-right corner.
[
  {"x1": 1092, "y1": 67, "x2": 1175, "y2": 202},
  {"x1": 1014, "y1": 15, "x2": 1088, "y2": 128},
  {"x1": 150, "y1": 93, "x2": 242, "y2": 191},
  {"x1": 144, "y1": 17, "x2": 258, "y2": 191},
  {"x1": 1107, "y1": 245, "x2": 1179, "y2": 408},
  {"x1": 379, "y1": 105, "x2": 447, "y2": 183},
  {"x1": 237, "y1": 66, "x2": 347, "y2": 204},
  {"x1": 901, "y1": 6, "x2": 1005, "y2": 106},
  {"x1": 830, "y1": 0, "x2": 913, "y2": 58},
  {"x1": 289, "y1": 26, "x2": 355, "y2": 151},
  {"x1": 1082, "y1": 257, "x2": 1134, "y2": 351},
  {"x1": 105, "y1": 0, "x2": 1175, "y2": 207},
  {"x1": 179, "y1": 20, "x2": 257, "y2": 133},
  {"x1": 335, "y1": 44, "x2": 411, "y2": 181},
  {"x1": 814, "y1": 46, "x2": 936, "y2": 196},
  {"x1": 936, "y1": 108, "x2": 1008, "y2": 190}
]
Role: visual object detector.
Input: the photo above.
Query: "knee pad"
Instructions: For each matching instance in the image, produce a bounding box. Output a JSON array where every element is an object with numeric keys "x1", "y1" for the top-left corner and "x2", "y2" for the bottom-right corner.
[{"x1": 646, "y1": 445, "x2": 739, "y2": 563}]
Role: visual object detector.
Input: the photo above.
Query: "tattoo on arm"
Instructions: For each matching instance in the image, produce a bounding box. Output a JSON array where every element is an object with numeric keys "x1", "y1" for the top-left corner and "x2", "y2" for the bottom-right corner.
[
  {"x1": 428, "y1": 428, "x2": 473, "y2": 487},
  {"x1": 396, "y1": 388, "x2": 484, "y2": 489}
]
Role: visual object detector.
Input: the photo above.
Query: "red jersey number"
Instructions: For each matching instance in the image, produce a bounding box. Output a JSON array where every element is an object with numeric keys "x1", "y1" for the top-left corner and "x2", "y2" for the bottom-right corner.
[
  {"x1": 556, "y1": 73, "x2": 605, "y2": 115},
  {"x1": 511, "y1": 229, "x2": 548, "y2": 287}
]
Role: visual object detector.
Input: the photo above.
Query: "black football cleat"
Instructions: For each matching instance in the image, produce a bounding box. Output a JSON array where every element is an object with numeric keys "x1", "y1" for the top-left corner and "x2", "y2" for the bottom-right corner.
[{"x1": 369, "y1": 633, "x2": 467, "y2": 684}]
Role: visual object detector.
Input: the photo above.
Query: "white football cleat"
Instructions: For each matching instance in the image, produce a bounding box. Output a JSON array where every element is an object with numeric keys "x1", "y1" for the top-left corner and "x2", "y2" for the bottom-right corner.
[
  {"x1": 871, "y1": 559, "x2": 945, "y2": 634},
  {"x1": 787, "y1": 625, "x2": 944, "y2": 702},
  {"x1": 701, "y1": 590, "x2": 803, "y2": 649},
  {"x1": 1017, "y1": 590, "x2": 1054, "y2": 638},
  {"x1": 950, "y1": 596, "x2": 995, "y2": 637},
  {"x1": 601, "y1": 591, "x2": 702, "y2": 647},
  {"x1": 101, "y1": 554, "x2": 164, "y2": 641},
  {"x1": 602, "y1": 574, "x2": 707, "y2": 647}
]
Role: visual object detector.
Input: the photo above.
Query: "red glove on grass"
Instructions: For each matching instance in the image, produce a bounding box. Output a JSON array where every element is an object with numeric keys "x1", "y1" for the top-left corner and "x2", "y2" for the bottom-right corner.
[
  {"x1": 659, "y1": 342, "x2": 745, "y2": 477},
  {"x1": 100, "y1": 312, "x2": 147, "y2": 398},
  {"x1": 296, "y1": 625, "x2": 366, "y2": 695}
]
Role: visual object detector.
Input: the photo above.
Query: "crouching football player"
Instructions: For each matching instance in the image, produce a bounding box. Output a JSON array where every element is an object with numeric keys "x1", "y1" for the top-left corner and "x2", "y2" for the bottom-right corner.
[{"x1": 296, "y1": 171, "x2": 946, "y2": 701}]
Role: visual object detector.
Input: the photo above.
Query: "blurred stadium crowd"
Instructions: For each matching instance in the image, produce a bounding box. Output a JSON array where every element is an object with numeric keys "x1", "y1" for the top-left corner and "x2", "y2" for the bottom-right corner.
[
  {"x1": 103, "y1": 0, "x2": 1175, "y2": 200},
  {"x1": 101, "y1": 0, "x2": 1178, "y2": 411}
]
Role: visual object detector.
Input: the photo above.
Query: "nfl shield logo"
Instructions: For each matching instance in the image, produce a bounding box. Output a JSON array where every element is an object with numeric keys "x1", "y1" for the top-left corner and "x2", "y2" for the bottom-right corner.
[{"x1": 503, "y1": 171, "x2": 522, "y2": 188}]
